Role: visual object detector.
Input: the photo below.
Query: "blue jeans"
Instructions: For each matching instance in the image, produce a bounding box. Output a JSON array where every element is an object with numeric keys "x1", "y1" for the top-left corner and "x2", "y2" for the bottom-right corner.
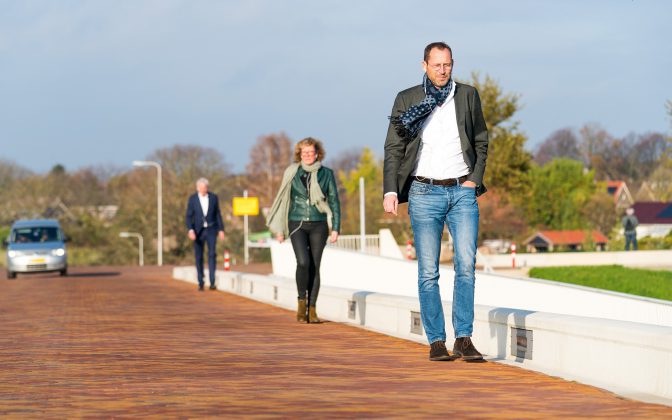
[
  {"x1": 408, "y1": 180, "x2": 479, "y2": 344},
  {"x1": 625, "y1": 232, "x2": 638, "y2": 251}
]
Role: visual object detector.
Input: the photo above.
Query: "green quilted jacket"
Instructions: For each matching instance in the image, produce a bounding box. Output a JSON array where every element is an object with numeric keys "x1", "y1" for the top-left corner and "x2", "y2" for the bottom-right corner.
[{"x1": 288, "y1": 166, "x2": 341, "y2": 232}]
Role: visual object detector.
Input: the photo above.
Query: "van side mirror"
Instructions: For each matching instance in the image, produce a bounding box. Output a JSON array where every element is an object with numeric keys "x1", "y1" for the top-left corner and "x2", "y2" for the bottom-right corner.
[
  {"x1": 1, "y1": 239, "x2": 7, "y2": 248},
  {"x1": 63, "y1": 236, "x2": 71, "y2": 243}
]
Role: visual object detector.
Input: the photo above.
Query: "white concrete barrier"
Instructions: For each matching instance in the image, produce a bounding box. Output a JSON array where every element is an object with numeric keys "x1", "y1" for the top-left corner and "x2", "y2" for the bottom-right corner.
[
  {"x1": 479, "y1": 249, "x2": 672, "y2": 269},
  {"x1": 173, "y1": 266, "x2": 672, "y2": 406},
  {"x1": 271, "y1": 243, "x2": 672, "y2": 328}
]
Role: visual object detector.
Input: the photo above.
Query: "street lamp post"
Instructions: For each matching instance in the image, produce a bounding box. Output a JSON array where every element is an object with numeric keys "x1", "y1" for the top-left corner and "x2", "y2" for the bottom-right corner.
[
  {"x1": 119, "y1": 232, "x2": 144, "y2": 266},
  {"x1": 359, "y1": 176, "x2": 365, "y2": 253},
  {"x1": 132, "y1": 160, "x2": 162, "y2": 266}
]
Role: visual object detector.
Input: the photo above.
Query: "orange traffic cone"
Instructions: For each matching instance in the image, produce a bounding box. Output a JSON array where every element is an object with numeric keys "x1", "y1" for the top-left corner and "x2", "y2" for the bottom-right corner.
[{"x1": 224, "y1": 250, "x2": 231, "y2": 271}]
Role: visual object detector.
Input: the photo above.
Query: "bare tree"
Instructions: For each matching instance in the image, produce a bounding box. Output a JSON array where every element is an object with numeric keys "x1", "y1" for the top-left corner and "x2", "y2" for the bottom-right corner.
[
  {"x1": 327, "y1": 147, "x2": 364, "y2": 176},
  {"x1": 625, "y1": 132, "x2": 667, "y2": 182},
  {"x1": 245, "y1": 132, "x2": 293, "y2": 207},
  {"x1": 534, "y1": 128, "x2": 581, "y2": 165},
  {"x1": 145, "y1": 145, "x2": 232, "y2": 260},
  {"x1": 579, "y1": 123, "x2": 614, "y2": 177}
]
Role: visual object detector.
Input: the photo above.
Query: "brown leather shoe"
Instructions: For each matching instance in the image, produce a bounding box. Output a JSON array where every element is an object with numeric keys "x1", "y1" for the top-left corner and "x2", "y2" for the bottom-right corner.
[
  {"x1": 296, "y1": 298, "x2": 307, "y2": 323},
  {"x1": 429, "y1": 341, "x2": 458, "y2": 361},
  {"x1": 308, "y1": 306, "x2": 321, "y2": 324},
  {"x1": 453, "y1": 337, "x2": 483, "y2": 361}
]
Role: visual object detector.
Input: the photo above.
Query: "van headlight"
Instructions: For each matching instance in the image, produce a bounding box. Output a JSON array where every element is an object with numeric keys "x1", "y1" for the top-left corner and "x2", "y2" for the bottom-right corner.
[
  {"x1": 8, "y1": 250, "x2": 17, "y2": 258},
  {"x1": 52, "y1": 248, "x2": 66, "y2": 257}
]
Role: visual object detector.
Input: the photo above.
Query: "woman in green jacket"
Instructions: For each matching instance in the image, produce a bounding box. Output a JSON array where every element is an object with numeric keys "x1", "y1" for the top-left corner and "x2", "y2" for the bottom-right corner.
[{"x1": 267, "y1": 137, "x2": 341, "y2": 323}]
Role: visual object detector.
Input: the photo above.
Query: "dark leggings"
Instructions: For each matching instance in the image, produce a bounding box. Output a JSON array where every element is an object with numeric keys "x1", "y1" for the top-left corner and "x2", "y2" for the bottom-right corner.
[{"x1": 289, "y1": 220, "x2": 329, "y2": 306}]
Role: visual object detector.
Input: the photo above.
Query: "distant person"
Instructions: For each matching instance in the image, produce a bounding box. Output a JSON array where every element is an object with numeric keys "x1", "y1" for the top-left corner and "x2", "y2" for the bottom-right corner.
[
  {"x1": 622, "y1": 207, "x2": 639, "y2": 251},
  {"x1": 266, "y1": 137, "x2": 340, "y2": 323},
  {"x1": 186, "y1": 178, "x2": 225, "y2": 291},
  {"x1": 383, "y1": 42, "x2": 489, "y2": 361}
]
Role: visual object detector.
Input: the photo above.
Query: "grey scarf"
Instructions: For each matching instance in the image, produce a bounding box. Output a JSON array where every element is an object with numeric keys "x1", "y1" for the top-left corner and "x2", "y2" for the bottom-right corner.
[{"x1": 266, "y1": 161, "x2": 332, "y2": 237}]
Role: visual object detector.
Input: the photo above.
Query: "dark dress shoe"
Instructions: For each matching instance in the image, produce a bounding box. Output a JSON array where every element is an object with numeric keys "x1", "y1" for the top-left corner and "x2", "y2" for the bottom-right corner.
[
  {"x1": 429, "y1": 341, "x2": 458, "y2": 361},
  {"x1": 198, "y1": 284, "x2": 204, "y2": 291},
  {"x1": 209, "y1": 285, "x2": 217, "y2": 290},
  {"x1": 453, "y1": 337, "x2": 484, "y2": 361}
]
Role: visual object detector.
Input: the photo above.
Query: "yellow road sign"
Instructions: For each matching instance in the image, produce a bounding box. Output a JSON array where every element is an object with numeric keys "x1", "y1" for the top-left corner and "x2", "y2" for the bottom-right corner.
[{"x1": 233, "y1": 197, "x2": 259, "y2": 216}]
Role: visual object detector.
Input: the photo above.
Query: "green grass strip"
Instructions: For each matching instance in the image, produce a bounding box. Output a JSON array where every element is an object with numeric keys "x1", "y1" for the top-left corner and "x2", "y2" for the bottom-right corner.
[{"x1": 528, "y1": 265, "x2": 672, "y2": 301}]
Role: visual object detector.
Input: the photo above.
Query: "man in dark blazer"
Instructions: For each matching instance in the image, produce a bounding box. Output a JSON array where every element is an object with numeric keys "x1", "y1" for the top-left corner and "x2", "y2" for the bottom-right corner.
[
  {"x1": 383, "y1": 42, "x2": 489, "y2": 362},
  {"x1": 186, "y1": 177, "x2": 225, "y2": 291}
]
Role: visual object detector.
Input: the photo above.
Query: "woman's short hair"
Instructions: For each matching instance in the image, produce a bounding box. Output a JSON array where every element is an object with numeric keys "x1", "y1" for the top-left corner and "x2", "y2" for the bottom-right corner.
[
  {"x1": 293, "y1": 137, "x2": 326, "y2": 163},
  {"x1": 196, "y1": 177, "x2": 209, "y2": 187}
]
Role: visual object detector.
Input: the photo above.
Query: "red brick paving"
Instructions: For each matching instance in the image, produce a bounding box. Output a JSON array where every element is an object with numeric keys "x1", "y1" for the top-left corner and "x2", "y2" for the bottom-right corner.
[{"x1": 1, "y1": 266, "x2": 671, "y2": 418}]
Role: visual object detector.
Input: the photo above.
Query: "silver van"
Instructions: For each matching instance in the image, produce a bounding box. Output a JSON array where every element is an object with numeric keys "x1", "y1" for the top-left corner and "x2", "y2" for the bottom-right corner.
[{"x1": 4, "y1": 219, "x2": 68, "y2": 278}]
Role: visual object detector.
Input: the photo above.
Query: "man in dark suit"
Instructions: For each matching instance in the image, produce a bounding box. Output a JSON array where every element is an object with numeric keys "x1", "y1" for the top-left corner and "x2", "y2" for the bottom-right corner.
[
  {"x1": 383, "y1": 42, "x2": 489, "y2": 362},
  {"x1": 186, "y1": 177, "x2": 225, "y2": 291}
]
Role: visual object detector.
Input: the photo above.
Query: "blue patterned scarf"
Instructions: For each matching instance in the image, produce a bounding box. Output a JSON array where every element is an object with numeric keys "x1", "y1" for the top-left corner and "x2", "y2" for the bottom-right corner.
[{"x1": 390, "y1": 74, "x2": 453, "y2": 141}]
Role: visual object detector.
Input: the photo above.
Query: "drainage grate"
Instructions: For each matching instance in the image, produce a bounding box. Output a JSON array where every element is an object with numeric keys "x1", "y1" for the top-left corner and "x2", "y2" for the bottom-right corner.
[
  {"x1": 273, "y1": 286, "x2": 278, "y2": 301},
  {"x1": 410, "y1": 311, "x2": 423, "y2": 335},
  {"x1": 511, "y1": 327, "x2": 533, "y2": 359},
  {"x1": 230, "y1": 278, "x2": 235, "y2": 290},
  {"x1": 249, "y1": 282, "x2": 254, "y2": 294},
  {"x1": 348, "y1": 300, "x2": 357, "y2": 320}
]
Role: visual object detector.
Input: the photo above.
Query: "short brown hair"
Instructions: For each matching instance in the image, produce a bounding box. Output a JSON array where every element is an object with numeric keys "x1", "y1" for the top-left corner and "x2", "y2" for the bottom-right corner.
[
  {"x1": 424, "y1": 42, "x2": 453, "y2": 62},
  {"x1": 293, "y1": 137, "x2": 326, "y2": 163}
]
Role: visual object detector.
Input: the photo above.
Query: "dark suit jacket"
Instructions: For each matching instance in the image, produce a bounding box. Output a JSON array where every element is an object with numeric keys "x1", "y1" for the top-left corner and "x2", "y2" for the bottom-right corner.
[
  {"x1": 383, "y1": 82, "x2": 489, "y2": 203},
  {"x1": 185, "y1": 192, "x2": 225, "y2": 235}
]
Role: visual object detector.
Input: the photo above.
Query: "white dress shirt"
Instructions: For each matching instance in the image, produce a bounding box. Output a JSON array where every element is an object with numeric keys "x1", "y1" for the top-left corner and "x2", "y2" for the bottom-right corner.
[
  {"x1": 198, "y1": 193, "x2": 209, "y2": 227},
  {"x1": 413, "y1": 81, "x2": 470, "y2": 180}
]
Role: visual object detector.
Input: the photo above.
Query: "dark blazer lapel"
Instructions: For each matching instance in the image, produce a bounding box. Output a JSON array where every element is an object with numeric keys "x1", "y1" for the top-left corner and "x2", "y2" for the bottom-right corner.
[
  {"x1": 194, "y1": 194, "x2": 204, "y2": 219},
  {"x1": 453, "y1": 83, "x2": 471, "y2": 151},
  {"x1": 205, "y1": 192, "x2": 213, "y2": 218}
]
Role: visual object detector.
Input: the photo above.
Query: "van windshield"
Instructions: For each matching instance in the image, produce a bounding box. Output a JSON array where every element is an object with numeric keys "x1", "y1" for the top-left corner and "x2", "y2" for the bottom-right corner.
[{"x1": 11, "y1": 227, "x2": 62, "y2": 243}]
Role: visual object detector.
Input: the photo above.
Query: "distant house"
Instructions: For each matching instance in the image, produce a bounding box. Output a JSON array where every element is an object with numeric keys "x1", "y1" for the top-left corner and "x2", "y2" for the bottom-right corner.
[
  {"x1": 524, "y1": 230, "x2": 609, "y2": 252},
  {"x1": 634, "y1": 181, "x2": 657, "y2": 202},
  {"x1": 632, "y1": 202, "x2": 672, "y2": 238},
  {"x1": 81, "y1": 205, "x2": 119, "y2": 221},
  {"x1": 43, "y1": 198, "x2": 77, "y2": 221},
  {"x1": 606, "y1": 181, "x2": 634, "y2": 210}
]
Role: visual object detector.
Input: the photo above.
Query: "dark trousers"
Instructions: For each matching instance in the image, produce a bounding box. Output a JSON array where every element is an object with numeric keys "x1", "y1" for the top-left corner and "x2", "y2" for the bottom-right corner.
[
  {"x1": 289, "y1": 221, "x2": 328, "y2": 306},
  {"x1": 625, "y1": 232, "x2": 638, "y2": 251},
  {"x1": 194, "y1": 228, "x2": 218, "y2": 286}
]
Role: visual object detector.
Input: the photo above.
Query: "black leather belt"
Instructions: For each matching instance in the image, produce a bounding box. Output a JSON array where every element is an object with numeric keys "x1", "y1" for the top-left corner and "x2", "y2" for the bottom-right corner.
[{"x1": 414, "y1": 175, "x2": 468, "y2": 186}]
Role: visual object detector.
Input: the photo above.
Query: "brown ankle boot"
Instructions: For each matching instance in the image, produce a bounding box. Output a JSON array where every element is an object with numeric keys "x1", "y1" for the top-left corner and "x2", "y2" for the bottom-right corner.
[
  {"x1": 308, "y1": 306, "x2": 321, "y2": 323},
  {"x1": 296, "y1": 298, "x2": 307, "y2": 323}
]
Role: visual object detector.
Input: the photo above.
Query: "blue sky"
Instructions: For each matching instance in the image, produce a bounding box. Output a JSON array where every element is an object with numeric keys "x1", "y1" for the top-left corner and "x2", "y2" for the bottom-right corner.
[{"x1": 1, "y1": 0, "x2": 670, "y2": 174}]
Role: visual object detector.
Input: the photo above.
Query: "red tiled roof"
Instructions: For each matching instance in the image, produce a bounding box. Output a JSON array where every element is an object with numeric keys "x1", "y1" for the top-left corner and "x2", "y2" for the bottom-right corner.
[
  {"x1": 606, "y1": 180, "x2": 623, "y2": 187},
  {"x1": 535, "y1": 230, "x2": 609, "y2": 245},
  {"x1": 605, "y1": 181, "x2": 632, "y2": 205},
  {"x1": 633, "y1": 202, "x2": 672, "y2": 224},
  {"x1": 606, "y1": 180, "x2": 624, "y2": 190}
]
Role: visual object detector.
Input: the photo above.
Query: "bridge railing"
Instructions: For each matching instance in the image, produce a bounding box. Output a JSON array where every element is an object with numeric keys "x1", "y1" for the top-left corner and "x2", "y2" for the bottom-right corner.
[{"x1": 329, "y1": 234, "x2": 380, "y2": 255}]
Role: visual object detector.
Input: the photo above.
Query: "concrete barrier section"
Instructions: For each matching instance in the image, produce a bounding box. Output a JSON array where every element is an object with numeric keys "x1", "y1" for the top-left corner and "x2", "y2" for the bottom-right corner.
[
  {"x1": 173, "y1": 265, "x2": 672, "y2": 406},
  {"x1": 271, "y1": 243, "x2": 672, "y2": 328},
  {"x1": 480, "y1": 249, "x2": 672, "y2": 269}
]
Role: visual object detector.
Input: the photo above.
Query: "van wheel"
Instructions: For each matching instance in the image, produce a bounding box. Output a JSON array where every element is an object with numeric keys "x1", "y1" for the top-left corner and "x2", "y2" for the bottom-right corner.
[
  {"x1": 7, "y1": 271, "x2": 16, "y2": 279},
  {"x1": 60, "y1": 268, "x2": 67, "y2": 277}
]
